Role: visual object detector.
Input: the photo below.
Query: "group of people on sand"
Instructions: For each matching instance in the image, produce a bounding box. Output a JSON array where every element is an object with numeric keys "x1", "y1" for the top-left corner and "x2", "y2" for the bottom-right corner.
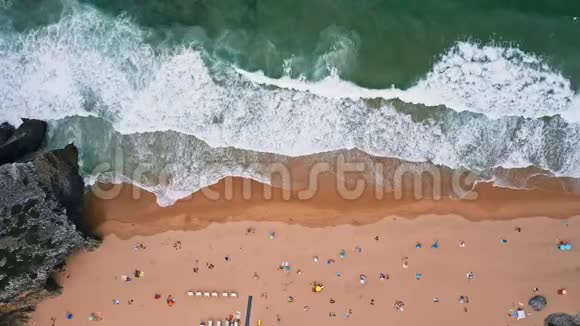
[
  {"x1": 264, "y1": 224, "x2": 572, "y2": 321},
  {"x1": 50, "y1": 223, "x2": 572, "y2": 325},
  {"x1": 269, "y1": 233, "x2": 483, "y2": 318}
]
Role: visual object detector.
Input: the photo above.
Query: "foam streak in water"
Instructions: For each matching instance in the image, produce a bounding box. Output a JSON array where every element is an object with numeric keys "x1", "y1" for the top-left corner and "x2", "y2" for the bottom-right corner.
[
  {"x1": 238, "y1": 42, "x2": 577, "y2": 119},
  {"x1": 2, "y1": 5, "x2": 580, "y2": 200}
]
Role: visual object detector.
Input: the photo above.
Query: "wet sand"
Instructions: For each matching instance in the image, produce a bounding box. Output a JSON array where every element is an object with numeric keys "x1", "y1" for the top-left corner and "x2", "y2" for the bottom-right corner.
[
  {"x1": 86, "y1": 175, "x2": 580, "y2": 238},
  {"x1": 29, "y1": 174, "x2": 580, "y2": 326}
]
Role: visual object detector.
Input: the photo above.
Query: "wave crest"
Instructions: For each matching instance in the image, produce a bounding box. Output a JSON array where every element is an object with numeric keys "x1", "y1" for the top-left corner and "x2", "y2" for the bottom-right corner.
[{"x1": 1, "y1": 5, "x2": 580, "y2": 190}]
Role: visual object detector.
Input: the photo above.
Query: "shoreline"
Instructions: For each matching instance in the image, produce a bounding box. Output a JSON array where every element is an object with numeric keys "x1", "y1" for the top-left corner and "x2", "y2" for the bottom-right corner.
[{"x1": 86, "y1": 176, "x2": 580, "y2": 238}]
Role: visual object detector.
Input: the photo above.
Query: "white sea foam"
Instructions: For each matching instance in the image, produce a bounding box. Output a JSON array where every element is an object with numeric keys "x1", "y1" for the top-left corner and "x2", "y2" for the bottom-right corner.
[
  {"x1": 2, "y1": 5, "x2": 580, "y2": 205},
  {"x1": 238, "y1": 42, "x2": 578, "y2": 120},
  {"x1": 93, "y1": 167, "x2": 271, "y2": 207},
  {"x1": 562, "y1": 94, "x2": 580, "y2": 121}
]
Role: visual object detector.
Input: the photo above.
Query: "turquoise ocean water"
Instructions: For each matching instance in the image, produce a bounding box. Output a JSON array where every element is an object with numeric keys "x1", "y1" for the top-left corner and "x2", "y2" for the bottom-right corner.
[{"x1": 1, "y1": 0, "x2": 580, "y2": 204}]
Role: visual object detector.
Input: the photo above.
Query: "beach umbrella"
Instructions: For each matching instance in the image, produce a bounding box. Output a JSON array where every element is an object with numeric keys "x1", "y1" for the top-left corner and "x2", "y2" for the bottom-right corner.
[
  {"x1": 544, "y1": 313, "x2": 578, "y2": 326},
  {"x1": 528, "y1": 295, "x2": 547, "y2": 311},
  {"x1": 312, "y1": 283, "x2": 324, "y2": 293}
]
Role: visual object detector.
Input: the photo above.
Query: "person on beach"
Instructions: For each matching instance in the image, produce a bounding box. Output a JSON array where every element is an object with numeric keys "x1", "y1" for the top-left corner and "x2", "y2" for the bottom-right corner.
[
  {"x1": 134, "y1": 243, "x2": 146, "y2": 250},
  {"x1": 88, "y1": 312, "x2": 102, "y2": 321},
  {"x1": 394, "y1": 300, "x2": 405, "y2": 311},
  {"x1": 432, "y1": 240, "x2": 439, "y2": 249},
  {"x1": 466, "y1": 272, "x2": 475, "y2": 281},
  {"x1": 166, "y1": 295, "x2": 176, "y2": 307},
  {"x1": 343, "y1": 309, "x2": 351, "y2": 318}
]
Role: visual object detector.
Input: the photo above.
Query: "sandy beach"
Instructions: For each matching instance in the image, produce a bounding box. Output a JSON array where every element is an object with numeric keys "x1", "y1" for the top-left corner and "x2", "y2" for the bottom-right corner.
[
  {"x1": 29, "y1": 177, "x2": 580, "y2": 326},
  {"x1": 85, "y1": 170, "x2": 580, "y2": 238},
  {"x1": 5, "y1": 1, "x2": 580, "y2": 324}
]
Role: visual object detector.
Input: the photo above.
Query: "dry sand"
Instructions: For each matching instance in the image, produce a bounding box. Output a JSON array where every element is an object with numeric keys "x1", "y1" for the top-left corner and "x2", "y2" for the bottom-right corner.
[{"x1": 29, "y1": 178, "x2": 580, "y2": 326}]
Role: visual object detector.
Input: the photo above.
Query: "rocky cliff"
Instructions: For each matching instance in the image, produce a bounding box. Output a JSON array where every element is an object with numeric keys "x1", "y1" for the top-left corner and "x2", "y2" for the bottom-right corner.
[
  {"x1": 544, "y1": 313, "x2": 580, "y2": 326},
  {"x1": 0, "y1": 120, "x2": 99, "y2": 325},
  {"x1": 0, "y1": 120, "x2": 46, "y2": 165}
]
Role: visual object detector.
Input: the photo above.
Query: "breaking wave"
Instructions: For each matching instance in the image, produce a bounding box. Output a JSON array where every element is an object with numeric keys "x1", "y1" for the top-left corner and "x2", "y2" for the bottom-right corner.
[
  {"x1": 238, "y1": 41, "x2": 578, "y2": 119},
  {"x1": 1, "y1": 3, "x2": 580, "y2": 204}
]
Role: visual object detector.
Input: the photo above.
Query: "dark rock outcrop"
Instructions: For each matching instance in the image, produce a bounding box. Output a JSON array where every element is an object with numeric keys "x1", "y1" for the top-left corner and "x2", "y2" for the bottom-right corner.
[
  {"x1": 0, "y1": 143, "x2": 98, "y2": 324},
  {"x1": 0, "y1": 119, "x2": 47, "y2": 165},
  {"x1": 528, "y1": 295, "x2": 547, "y2": 311},
  {"x1": 545, "y1": 313, "x2": 580, "y2": 326},
  {"x1": 0, "y1": 123, "x2": 15, "y2": 144}
]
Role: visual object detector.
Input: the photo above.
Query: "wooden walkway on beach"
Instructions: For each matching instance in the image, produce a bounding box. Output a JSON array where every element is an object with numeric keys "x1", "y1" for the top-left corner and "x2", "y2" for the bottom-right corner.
[{"x1": 245, "y1": 295, "x2": 253, "y2": 326}]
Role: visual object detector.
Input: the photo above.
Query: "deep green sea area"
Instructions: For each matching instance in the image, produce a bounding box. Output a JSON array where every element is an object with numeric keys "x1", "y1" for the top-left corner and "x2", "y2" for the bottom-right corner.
[
  {"x1": 4, "y1": 0, "x2": 580, "y2": 87},
  {"x1": 1, "y1": 0, "x2": 580, "y2": 204}
]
